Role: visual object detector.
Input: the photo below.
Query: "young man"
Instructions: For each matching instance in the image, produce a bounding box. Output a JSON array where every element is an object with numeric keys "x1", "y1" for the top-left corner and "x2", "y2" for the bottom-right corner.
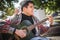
[
  {"x1": 1, "y1": 0, "x2": 53, "y2": 40},
  {"x1": 10, "y1": 0, "x2": 53, "y2": 40}
]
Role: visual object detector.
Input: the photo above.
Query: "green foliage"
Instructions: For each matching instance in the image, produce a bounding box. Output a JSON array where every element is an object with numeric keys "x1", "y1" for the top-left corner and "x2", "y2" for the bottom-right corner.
[
  {"x1": 33, "y1": 0, "x2": 60, "y2": 15},
  {"x1": 0, "y1": 0, "x2": 18, "y2": 19},
  {"x1": 33, "y1": 0, "x2": 41, "y2": 9}
]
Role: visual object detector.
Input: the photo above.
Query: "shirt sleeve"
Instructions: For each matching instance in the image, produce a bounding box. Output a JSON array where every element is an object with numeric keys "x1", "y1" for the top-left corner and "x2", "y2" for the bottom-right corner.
[
  {"x1": 6, "y1": 14, "x2": 17, "y2": 23},
  {"x1": 1, "y1": 22, "x2": 16, "y2": 34},
  {"x1": 6, "y1": 13, "x2": 21, "y2": 25},
  {"x1": 8, "y1": 26, "x2": 16, "y2": 34},
  {"x1": 3, "y1": 13, "x2": 22, "y2": 34},
  {"x1": 2, "y1": 14, "x2": 20, "y2": 34}
]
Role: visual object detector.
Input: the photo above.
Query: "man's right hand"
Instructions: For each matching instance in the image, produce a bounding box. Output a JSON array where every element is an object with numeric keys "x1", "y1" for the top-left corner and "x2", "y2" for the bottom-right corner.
[{"x1": 15, "y1": 29, "x2": 26, "y2": 38}]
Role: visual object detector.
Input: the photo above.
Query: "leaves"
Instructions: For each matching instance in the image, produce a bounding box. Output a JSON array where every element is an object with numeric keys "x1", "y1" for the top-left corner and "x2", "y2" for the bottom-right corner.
[
  {"x1": 0, "y1": 0, "x2": 18, "y2": 19},
  {"x1": 33, "y1": 0, "x2": 60, "y2": 15}
]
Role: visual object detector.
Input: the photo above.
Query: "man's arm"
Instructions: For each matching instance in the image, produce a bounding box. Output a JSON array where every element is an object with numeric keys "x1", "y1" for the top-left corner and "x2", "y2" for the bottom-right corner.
[
  {"x1": 1, "y1": 8, "x2": 26, "y2": 38},
  {"x1": 1, "y1": 23, "x2": 26, "y2": 38},
  {"x1": 6, "y1": 8, "x2": 21, "y2": 24},
  {"x1": 5, "y1": 17, "x2": 26, "y2": 38},
  {"x1": 8, "y1": 26, "x2": 26, "y2": 38},
  {"x1": 6, "y1": 14, "x2": 18, "y2": 23}
]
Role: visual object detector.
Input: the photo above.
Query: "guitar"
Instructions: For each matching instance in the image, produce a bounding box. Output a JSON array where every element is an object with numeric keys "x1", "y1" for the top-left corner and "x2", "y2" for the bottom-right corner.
[
  {"x1": 14, "y1": 13, "x2": 57, "y2": 40},
  {"x1": 14, "y1": 17, "x2": 48, "y2": 40}
]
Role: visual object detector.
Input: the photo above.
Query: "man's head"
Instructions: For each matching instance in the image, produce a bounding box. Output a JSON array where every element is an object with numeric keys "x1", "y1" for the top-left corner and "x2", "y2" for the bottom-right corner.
[{"x1": 20, "y1": 1, "x2": 34, "y2": 16}]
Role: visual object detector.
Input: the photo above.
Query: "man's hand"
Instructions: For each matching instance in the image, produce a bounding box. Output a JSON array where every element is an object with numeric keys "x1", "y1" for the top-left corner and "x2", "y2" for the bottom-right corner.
[
  {"x1": 47, "y1": 16, "x2": 53, "y2": 25},
  {"x1": 15, "y1": 29, "x2": 26, "y2": 38}
]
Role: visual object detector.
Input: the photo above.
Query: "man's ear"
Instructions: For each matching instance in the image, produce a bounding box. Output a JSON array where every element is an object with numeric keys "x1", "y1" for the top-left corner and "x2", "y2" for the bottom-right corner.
[{"x1": 23, "y1": 7, "x2": 27, "y2": 11}]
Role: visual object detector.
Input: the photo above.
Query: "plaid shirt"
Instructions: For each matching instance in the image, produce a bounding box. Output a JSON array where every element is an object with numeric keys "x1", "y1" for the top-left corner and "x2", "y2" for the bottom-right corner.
[
  {"x1": 4, "y1": 13, "x2": 39, "y2": 34},
  {"x1": 1, "y1": 13, "x2": 49, "y2": 35}
]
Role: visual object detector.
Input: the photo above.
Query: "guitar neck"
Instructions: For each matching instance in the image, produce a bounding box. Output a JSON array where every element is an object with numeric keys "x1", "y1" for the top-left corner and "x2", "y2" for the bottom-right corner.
[{"x1": 27, "y1": 17, "x2": 48, "y2": 31}]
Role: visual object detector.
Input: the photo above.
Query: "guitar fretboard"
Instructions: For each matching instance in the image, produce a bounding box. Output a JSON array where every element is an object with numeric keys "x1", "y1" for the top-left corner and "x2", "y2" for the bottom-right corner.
[{"x1": 27, "y1": 17, "x2": 48, "y2": 31}]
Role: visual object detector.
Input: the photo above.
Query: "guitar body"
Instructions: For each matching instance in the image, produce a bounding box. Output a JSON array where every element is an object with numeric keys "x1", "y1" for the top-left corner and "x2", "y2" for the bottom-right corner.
[
  {"x1": 11, "y1": 20, "x2": 35, "y2": 40},
  {"x1": 11, "y1": 17, "x2": 50, "y2": 40}
]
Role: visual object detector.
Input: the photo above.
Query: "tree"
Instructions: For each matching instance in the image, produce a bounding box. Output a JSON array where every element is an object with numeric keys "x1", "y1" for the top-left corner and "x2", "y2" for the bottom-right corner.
[
  {"x1": 0, "y1": 0, "x2": 18, "y2": 19},
  {"x1": 33, "y1": 0, "x2": 60, "y2": 15}
]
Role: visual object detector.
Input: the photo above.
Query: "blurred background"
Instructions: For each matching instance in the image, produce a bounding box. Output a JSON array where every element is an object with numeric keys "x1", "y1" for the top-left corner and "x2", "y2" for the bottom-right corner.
[
  {"x1": 0, "y1": 0, "x2": 60, "y2": 26},
  {"x1": 0, "y1": 0, "x2": 60, "y2": 40}
]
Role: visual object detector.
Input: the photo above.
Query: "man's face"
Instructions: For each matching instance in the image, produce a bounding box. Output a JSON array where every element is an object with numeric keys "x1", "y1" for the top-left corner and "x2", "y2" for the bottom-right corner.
[{"x1": 25, "y1": 3, "x2": 34, "y2": 16}]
